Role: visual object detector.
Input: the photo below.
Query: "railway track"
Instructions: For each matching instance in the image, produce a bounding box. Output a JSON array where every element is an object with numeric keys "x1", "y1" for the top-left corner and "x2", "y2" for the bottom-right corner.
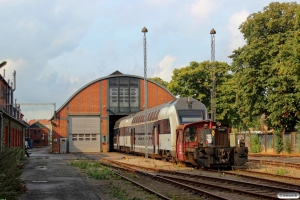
[
  {"x1": 248, "y1": 159, "x2": 300, "y2": 168},
  {"x1": 100, "y1": 160, "x2": 228, "y2": 200},
  {"x1": 228, "y1": 169, "x2": 300, "y2": 184},
  {"x1": 101, "y1": 159, "x2": 300, "y2": 200}
]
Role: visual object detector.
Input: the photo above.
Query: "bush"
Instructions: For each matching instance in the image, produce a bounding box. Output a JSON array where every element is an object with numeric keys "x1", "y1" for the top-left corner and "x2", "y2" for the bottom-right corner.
[
  {"x1": 274, "y1": 130, "x2": 283, "y2": 154},
  {"x1": 283, "y1": 139, "x2": 291, "y2": 153},
  {"x1": 0, "y1": 147, "x2": 26, "y2": 199},
  {"x1": 250, "y1": 134, "x2": 261, "y2": 153}
]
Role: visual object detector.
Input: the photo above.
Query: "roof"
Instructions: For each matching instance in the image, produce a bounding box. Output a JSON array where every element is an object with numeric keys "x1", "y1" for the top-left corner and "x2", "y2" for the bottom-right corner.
[
  {"x1": 28, "y1": 119, "x2": 51, "y2": 126},
  {"x1": 29, "y1": 121, "x2": 48, "y2": 129},
  {"x1": 52, "y1": 72, "x2": 176, "y2": 119}
]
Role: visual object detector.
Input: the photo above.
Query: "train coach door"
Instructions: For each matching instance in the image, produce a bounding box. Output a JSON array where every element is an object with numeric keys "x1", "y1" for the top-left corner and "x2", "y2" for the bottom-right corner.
[
  {"x1": 117, "y1": 130, "x2": 120, "y2": 149},
  {"x1": 130, "y1": 129, "x2": 135, "y2": 151},
  {"x1": 176, "y1": 130, "x2": 184, "y2": 161},
  {"x1": 154, "y1": 126, "x2": 159, "y2": 154}
]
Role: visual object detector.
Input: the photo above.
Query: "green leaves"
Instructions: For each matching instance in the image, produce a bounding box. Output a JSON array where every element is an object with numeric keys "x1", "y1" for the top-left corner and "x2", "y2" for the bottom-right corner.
[{"x1": 230, "y1": 2, "x2": 300, "y2": 133}]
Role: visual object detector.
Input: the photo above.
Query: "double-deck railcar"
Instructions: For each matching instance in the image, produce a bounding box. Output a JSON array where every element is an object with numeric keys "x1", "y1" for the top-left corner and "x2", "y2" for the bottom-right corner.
[{"x1": 113, "y1": 97, "x2": 248, "y2": 167}]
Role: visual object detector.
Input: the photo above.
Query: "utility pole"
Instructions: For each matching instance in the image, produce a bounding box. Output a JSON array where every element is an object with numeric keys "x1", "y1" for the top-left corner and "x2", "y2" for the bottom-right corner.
[
  {"x1": 210, "y1": 28, "x2": 216, "y2": 122},
  {"x1": 142, "y1": 27, "x2": 148, "y2": 159}
]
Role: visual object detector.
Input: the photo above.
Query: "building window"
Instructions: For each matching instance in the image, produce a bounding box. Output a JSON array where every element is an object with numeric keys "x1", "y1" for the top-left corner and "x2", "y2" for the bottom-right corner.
[
  {"x1": 34, "y1": 130, "x2": 37, "y2": 135},
  {"x1": 109, "y1": 77, "x2": 139, "y2": 113}
]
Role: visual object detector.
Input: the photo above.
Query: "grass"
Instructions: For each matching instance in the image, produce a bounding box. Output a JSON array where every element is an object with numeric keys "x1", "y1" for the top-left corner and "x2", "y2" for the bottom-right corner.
[
  {"x1": 109, "y1": 185, "x2": 127, "y2": 200},
  {"x1": 70, "y1": 159, "x2": 157, "y2": 200},
  {"x1": 86, "y1": 167, "x2": 117, "y2": 180},
  {"x1": 275, "y1": 168, "x2": 288, "y2": 175}
]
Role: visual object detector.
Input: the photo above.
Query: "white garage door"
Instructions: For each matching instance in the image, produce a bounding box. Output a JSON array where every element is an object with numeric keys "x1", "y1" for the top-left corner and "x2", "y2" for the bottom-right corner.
[{"x1": 69, "y1": 116, "x2": 101, "y2": 152}]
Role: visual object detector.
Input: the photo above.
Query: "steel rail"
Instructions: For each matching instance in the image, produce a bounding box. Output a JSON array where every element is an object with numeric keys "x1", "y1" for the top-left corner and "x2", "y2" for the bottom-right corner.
[
  {"x1": 101, "y1": 158, "x2": 300, "y2": 199},
  {"x1": 100, "y1": 159, "x2": 230, "y2": 200},
  {"x1": 248, "y1": 159, "x2": 300, "y2": 168},
  {"x1": 156, "y1": 174, "x2": 278, "y2": 199},
  {"x1": 227, "y1": 169, "x2": 300, "y2": 185}
]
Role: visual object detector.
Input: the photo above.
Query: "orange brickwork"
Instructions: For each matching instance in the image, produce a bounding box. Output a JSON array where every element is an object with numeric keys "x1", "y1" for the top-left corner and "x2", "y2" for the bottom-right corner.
[{"x1": 90, "y1": 82, "x2": 100, "y2": 113}]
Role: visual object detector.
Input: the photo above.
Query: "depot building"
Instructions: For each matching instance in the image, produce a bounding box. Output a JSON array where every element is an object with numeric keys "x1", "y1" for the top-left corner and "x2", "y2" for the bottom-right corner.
[{"x1": 51, "y1": 71, "x2": 176, "y2": 153}]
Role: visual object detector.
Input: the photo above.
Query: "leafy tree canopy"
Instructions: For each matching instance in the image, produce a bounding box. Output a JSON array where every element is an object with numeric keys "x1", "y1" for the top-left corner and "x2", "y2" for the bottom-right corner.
[
  {"x1": 168, "y1": 61, "x2": 237, "y2": 125},
  {"x1": 148, "y1": 77, "x2": 169, "y2": 89},
  {"x1": 230, "y1": 2, "x2": 300, "y2": 131}
]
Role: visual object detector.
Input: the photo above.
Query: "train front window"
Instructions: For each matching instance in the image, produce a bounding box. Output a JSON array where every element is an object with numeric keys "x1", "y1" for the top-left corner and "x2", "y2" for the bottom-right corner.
[
  {"x1": 180, "y1": 116, "x2": 202, "y2": 123},
  {"x1": 178, "y1": 110, "x2": 204, "y2": 124}
]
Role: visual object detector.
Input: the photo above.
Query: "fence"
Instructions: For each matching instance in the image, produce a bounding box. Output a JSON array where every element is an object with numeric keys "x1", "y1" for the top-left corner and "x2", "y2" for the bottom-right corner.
[{"x1": 230, "y1": 132, "x2": 300, "y2": 154}]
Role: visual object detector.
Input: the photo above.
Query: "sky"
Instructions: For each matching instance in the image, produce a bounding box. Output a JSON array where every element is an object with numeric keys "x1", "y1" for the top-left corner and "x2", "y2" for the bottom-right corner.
[{"x1": 0, "y1": 0, "x2": 293, "y2": 121}]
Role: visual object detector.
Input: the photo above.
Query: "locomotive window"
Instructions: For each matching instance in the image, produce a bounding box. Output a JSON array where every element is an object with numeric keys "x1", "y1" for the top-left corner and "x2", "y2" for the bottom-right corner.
[{"x1": 185, "y1": 127, "x2": 197, "y2": 142}]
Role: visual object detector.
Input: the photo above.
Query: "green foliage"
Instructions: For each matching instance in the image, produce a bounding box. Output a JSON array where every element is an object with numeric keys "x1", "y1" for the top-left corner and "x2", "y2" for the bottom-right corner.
[
  {"x1": 274, "y1": 130, "x2": 283, "y2": 154},
  {"x1": 168, "y1": 61, "x2": 237, "y2": 125},
  {"x1": 109, "y1": 185, "x2": 127, "y2": 200},
  {"x1": 250, "y1": 134, "x2": 261, "y2": 153},
  {"x1": 0, "y1": 147, "x2": 26, "y2": 200},
  {"x1": 70, "y1": 159, "x2": 90, "y2": 169},
  {"x1": 275, "y1": 168, "x2": 288, "y2": 175},
  {"x1": 229, "y1": 2, "x2": 300, "y2": 132},
  {"x1": 86, "y1": 167, "x2": 116, "y2": 180},
  {"x1": 283, "y1": 139, "x2": 291, "y2": 153},
  {"x1": 148, "y1": 77, "x2": 169, "y2": 89}
]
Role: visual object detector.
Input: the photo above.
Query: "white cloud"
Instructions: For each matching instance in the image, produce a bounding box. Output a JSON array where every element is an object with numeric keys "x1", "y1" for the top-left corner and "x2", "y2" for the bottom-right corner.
[
  {"x1": 152, "y1": 54, "x2": 176, "y2": 82},
  {"x1": 227, "y1": 10, "x2": 249, "y2": 52},
  {"x1": 188, "y1": 0, "x2": 216, "y2": 20}
]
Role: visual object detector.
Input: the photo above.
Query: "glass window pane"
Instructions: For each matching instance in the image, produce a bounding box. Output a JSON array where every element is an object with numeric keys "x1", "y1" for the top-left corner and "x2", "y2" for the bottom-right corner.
[
  {"x1": 109, "y1": 78, "x2": 118, "y2": 86},
  {"x1": 120, "y1": 77, "x2": 129, "y2": 87},
  {"x1": 130, "y1": 78, "x2": 139, "y2": 87}
]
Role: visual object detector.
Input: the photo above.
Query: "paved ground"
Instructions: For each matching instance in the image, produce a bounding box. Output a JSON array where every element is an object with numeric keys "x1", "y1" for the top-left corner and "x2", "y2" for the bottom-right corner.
[{"x1": 19, "y1": 147, "x2": 102, "y2": 200}]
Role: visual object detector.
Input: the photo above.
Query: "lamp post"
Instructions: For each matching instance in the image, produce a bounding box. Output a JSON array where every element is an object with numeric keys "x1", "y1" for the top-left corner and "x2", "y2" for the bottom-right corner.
[
  {"x1": 0, "y1": 61, "x2": 7, "y2": 69},
  {"x1": 210, "y1": 28, "x2": 216, "y2": 122},
  {"x1": 142, "y1": 27, "x2": 148, "y2": 159}
]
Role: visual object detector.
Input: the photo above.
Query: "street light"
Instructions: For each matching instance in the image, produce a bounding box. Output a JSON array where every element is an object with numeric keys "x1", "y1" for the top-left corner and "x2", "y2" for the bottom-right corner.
[
  {"x1": 210, "y1": 28, "x2": 216, "y2": 122},
  {"x1": 142, "y1": 27, "x2": 148, "y2": 159}
]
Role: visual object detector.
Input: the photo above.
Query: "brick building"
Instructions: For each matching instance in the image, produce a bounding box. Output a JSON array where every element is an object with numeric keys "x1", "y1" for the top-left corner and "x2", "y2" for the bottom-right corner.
[
  {"x1": 0, "y1": 68, "x2": 28, "y2": 151},
  {"x1": 27, "y1": 119, "x2": 51, "y2": 147},
  {"x1": 51, "y1": 71, "x2": 176, "y2": 153}
]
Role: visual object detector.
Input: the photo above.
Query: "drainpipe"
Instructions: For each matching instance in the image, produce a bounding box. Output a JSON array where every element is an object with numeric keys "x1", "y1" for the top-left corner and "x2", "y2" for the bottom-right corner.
[
  {"x1": 7, "y1": 79, "x2": 10, "y2": 113},
  {"x1": 11, "y1": 71, "x2": 16, "y2": 117},
  {"x1": 14, "y1": 99, "x2": 17, "y2": 118}
]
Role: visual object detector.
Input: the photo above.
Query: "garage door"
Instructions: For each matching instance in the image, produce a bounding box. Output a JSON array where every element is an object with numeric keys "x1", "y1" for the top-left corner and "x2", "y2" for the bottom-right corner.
[{"x1": 69, "y1": 116, "x2": 100, "y2": 152}]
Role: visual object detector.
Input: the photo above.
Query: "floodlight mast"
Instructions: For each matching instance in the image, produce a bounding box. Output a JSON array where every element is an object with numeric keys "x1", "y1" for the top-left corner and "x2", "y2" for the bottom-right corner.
[
  {"x1": 210, "y1": 28, "x2": 216, "y2": 122},
  {"x1": 142, "y1": 27, "x2": 148, "y2": 159}
]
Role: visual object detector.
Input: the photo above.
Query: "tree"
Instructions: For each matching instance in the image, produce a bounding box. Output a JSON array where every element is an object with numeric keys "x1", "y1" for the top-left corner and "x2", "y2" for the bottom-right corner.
[
  {"x1": 229, "y1": 2, "x2": 300, "y2": 137},
  {"x1": 168, "y1": 61, "x2": 238, "y2": 125},
  {"x1": 148, "y1": 77, "x2": 169, "y2": 89}
]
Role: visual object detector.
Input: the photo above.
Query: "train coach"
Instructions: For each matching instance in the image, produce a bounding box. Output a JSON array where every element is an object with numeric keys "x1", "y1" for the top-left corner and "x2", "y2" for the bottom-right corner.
[{"x1": 113, "y1": 97, "x2": 248, "y2": 167}]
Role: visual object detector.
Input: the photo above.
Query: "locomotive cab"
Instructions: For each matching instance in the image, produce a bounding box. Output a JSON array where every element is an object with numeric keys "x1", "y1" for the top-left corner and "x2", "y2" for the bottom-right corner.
[{"x1": 176, "y1": 121, "x2": 248, "y2": 168}]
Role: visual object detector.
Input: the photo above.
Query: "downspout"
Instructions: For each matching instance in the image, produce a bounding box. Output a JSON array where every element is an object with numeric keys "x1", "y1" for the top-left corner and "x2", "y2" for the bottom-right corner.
[
  {"x1": 7, "y1": 79, "x2": 10, "y2": 113},
  {"x1": 11, "y1": 71, "x2": 16, "y2": 117}
]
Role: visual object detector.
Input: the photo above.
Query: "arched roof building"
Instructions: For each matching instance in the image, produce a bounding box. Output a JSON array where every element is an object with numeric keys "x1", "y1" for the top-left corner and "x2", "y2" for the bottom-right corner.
[{"x1": 51, "y1": 71, "x2": 176, "y2": 153}]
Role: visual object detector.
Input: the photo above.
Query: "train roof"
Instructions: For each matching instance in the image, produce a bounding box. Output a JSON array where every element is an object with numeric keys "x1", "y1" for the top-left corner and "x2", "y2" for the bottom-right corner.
[{"x1": 114, "y1": 97, "x2": 206, "y2": 127}]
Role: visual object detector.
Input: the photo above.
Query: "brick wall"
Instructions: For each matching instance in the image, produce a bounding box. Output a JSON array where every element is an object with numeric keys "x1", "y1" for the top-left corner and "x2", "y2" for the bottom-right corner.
[{"x1": 29, "y1": 128, "x2": 49, "y2": 147}]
